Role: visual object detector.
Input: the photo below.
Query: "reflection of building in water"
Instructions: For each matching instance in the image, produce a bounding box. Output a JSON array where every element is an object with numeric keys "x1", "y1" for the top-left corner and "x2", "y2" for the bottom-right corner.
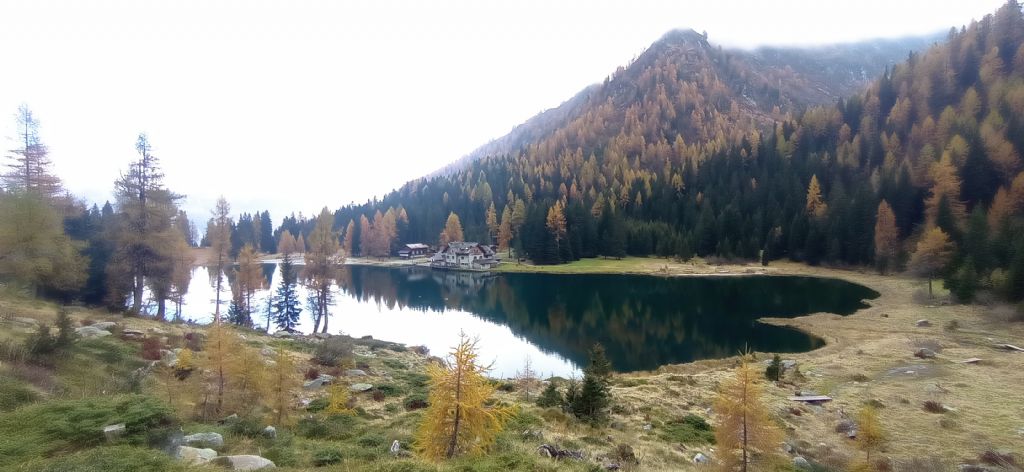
[
  {"x1": 430, "y1": 242, "x2": 499, "y2": 270},
  {"x1": 432, "y1": 270, "x2": 493, "y2": 294}
]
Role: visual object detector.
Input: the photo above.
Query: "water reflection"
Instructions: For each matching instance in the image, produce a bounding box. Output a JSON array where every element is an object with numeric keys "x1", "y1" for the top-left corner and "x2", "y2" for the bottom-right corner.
[{"x1": 172, "y1": 264, "x2": 877, "y2": 376}]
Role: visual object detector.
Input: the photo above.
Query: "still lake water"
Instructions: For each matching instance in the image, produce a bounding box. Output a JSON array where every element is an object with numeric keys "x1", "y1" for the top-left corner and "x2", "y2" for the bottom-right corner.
[{"x1": 171, "y1": 263, "x2": 878, "y2": 377}]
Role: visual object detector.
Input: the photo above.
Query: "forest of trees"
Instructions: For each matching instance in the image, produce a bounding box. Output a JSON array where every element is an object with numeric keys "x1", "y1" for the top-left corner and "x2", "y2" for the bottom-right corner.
[
  {"x1": 327, "y1": 1, "x2": 1024, "y2": 303},
  {"x1": 2, "y1": 2, "x2": 1024, "y2": 315}
]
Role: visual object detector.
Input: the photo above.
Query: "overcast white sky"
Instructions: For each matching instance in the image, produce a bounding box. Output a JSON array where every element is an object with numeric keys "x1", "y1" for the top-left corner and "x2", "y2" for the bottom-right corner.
[{"x1": 0, "y1": 0, "x2": 1006, "y2": 223}]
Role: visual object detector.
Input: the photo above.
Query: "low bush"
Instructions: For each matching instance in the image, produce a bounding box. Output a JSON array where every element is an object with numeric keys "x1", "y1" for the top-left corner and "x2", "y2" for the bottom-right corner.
[
  {"x1": 922, "y1": 401, "x2": 946, "y2": 413},
  {"x1": 312, "y1": 447, "x2": 344, "y2": 467},
  {"x1": 312, "y1": 337, "x2": 353, "y2": 367},
  {"x1": 227, "y1": 416, "x2": 264, "y2": 438},
  {"x1": 403, "y1": 393, "x2": 428, "y2": 411},
  {"x1": 306, "y1": 397, "x2": 328, "y2": 413},
  {"x1": 141, "y1": 337, "x2": 162, "y2": 361},
  {"x1": 658, "y1": 414, "x2": 715, "y2": 444},
  {"x1": 304, "y1": 366, "x2": 320, "y2": 380}
]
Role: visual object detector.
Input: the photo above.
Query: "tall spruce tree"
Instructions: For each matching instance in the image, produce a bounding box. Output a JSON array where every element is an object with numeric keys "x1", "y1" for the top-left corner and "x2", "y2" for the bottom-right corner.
[{"x1": 271, "y1": 253, "x2": 301, "y2": 331}]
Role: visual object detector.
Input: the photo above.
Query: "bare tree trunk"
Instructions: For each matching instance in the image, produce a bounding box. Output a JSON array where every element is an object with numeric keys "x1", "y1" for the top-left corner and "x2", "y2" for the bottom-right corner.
[{"x1": 445, "y1": 362, "x2": 463, "y2": 459}]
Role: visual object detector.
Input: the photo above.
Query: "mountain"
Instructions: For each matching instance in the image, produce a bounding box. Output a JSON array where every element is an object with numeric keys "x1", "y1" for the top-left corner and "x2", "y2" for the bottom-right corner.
[
  {"x1": 435, "y1": 30, "x2": 940, "y2": 176},
  {"x1": 324, "y1": 2, "x2": 1024, "y2": 301}
]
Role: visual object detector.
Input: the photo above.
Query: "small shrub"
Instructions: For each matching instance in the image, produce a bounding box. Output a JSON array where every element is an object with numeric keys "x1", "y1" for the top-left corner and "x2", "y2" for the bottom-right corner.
[
  {"x1": 264, "y1": 444, "x2": 299, "y2": 467},
  {"x1": 16, "y1": 445, "x2": 184, "y2": 472},
  {"x1": 304, "y1": 367, "x2": 320, "y2": 380},
  {"x1": 312, "y1": 448, "x2": 344, "y2": 467},
  {"x1": 403, "y1": 394, "x2": 428, "y2": 411},
  {"x1": 495, "y1": 380, "x2": 515, "y2": 392},
  {"x1": 850, "y1": 373, "x2": 869, "y2": 382},
  {"x1": 384, "y1": 403, "x2": 400, "y2": 414},
  {"x1": 228, "y1": 416, "x2": 264, "y2": 438},
  {"x1": 25, "y1": 324, "x2": 57, "y2": 358},
  {"x1": 313, "y1": 338, "x2": 353, "y2": 367},
  {"x1": 372, "y1": 390, "x2": 385, "y2": 402},
  {"x1": 141, "y1": 337, "x2": 162, "y2": 361},
  {"x1": 357, "y1": 432, "x2": 387, "y2": 448},
  {"x1": 944, "y1": 320, "x2": 960, "y2": 331},
  {"x1": 658, "y1": 414, "x2": 715, "y2": 444},
  {"x1": 0, "y1": 376, "x2": 39, "y2": 411},
  {"x1": 536, "y1": 382, "x2": 562, "y2": 408},
  {"x1": 374, "y1": 383, "x2": 403, "y2": 397},
  {"x1": 184, "y1": 332, "x2": 204, "y2": 351},
  {"x1": 979, "y1": 450, "x2": 1019, "y2": 468},
  {"x1": 765, "y1": 354, "x2": 782, "y2": 381},
  {"x1": 922, "y1": 401, "x2": 946, "y2": 413},
  {"x1": 306, "y1": 397, "x2": 329, "y2": 413},
  {"x1": 382, "y1": 359, "x2": 405, "y2": 370},
  {"x1": 296, "y1": 416, "x2": 330, "y2": 438}
]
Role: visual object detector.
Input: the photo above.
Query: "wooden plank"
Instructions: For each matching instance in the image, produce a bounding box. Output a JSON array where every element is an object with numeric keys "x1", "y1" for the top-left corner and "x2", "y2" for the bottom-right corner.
[
  {"x1": 995, "y1": 344, "x2": 1024, "y2": 352},
  {"x1": 788, "y1": 395, "x2": 832, "y2": 402},
  {"x1": 960, "y1": 358, "x2": 983, "y2": 364}
]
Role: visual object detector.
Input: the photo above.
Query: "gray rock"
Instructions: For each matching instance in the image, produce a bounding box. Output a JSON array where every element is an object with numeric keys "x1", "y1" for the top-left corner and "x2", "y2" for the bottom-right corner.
[
  {"x1": 349, "y1": 383, "x2": 373, "y2": 392},
  {"x1": 783, "y1": 442, "x2": 795, "y2": 454},
  {"x1": 642, "y1": 423, "x2": 653, "y2": 431},
  {"x1": 345, "y1": 369, "x2": 368, "y2": 377},
  {"x1": 693, "y1": 452, "x2": 710, "y2": 464},
  {"x1": 390, "y1": 440, "x2": 401, "y2": 455},
  {"x1": 794, "y1": 456, "x2": 812, "y2": 470},
  {"x1": 122, "y1": 328, "x2": 146, "y2": 339},
  {"x1": 91, "y1": 321, "x2": 117, "y2": 330},
  {"x1": 160, "y1": 349, "x2": 178, "y2": 367},
  {"x1": 12, "y1": 316, "x2": 39, "y2": 327},
  {"x1": 76, "y1": 326, "x2": 111, "y2": 338},
  {"x1": 260, "y1": 347, "x2": 276, "y2": 357},
  {"x1": 915, "y1": 348, "x2": 937, "y2": 359},
  {"x1": 211, "y1": 455, "x2": 276, "y2": 470},
  {"x1": 262, "y1": 425, "x2": 277, "y2": 439},
  {"x1": 176, "y1": 446, "x2": 218, "y2": 464},
  {"x1": 782, "y1": 360, "x2": 798, "y2": 369},
  {"x1": 183, "y1": 432, "x2": 224, "y2": 449},
  {"x1": 303, "y1": 374, "x2": 336, "y2": 389},
  {"x1": 103, "y1": 423, "x2": 125, "y2": 442},
  {"x1": 916, "y1": 319, "x2": 932, "y2": 327}
]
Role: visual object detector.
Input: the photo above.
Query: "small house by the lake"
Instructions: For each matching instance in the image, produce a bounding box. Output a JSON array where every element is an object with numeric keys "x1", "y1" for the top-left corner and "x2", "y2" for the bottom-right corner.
[
  {"x1": 397, "y1": 243, "x2": 430, "y2": 259},
  {"x1": 430, "y1": 242, "x2": 499, "y2": 270}
]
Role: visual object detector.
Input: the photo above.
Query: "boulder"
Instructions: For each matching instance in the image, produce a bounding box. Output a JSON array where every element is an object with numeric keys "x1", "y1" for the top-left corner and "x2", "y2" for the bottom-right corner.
[
  {"x1": 349, "y1": 383, "x2": 373, "y2": 392},
  {"x1": 914, "y1": 348, "x2": 937, "y2": 359},
  {"x1": 303, "y1": 374, "x2": 336, "y2": 389},
  {"x1": 91, "y1": 321, "x2": 117, "y2": 330},
  {"x1": 160, "y1": 349, "x2": 178, "y2": 367},
  {"x1": 183, "y1": 432, "x2": 224, "y2": 449},
  {"x1": 260, "y1": 347, "x2": 276, "y2": 357},
  {"x1": 793, "y1": 456, "x2": 812, "y2": 470},
  {"x1": 211, "y1": 455, "x2": 276, "y2": 470},
  {"x1": 103, "y1": 423, "x2": 126, "y2": 442},
  {"x1": 916, "y1": 319, "x2": 932, "y2": 327},
  {"x1": 262, "y1": 425, "x2": 277, "y2": 439},
  {"x1": 345, "y1": 369, "x2": 368, "y2": 377},
  {"x1": 390, "y1": 440, "x2": 402, "y2": 455},
  {"x1": 76, "y1": 326, "x2": 111, "y2": 338},
  {"x1": 176, "y1": 446, "x2": 218, "y2": 465},
  {"x1": 121, "y1": 328, "x2": 146, "y2": 340},
  {"x1": 693, "y1": 452, "x2": 710, "y2": 464}
]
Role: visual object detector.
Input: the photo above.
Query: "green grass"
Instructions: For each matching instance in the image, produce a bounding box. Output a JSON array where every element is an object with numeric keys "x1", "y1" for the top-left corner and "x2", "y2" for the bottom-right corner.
[
  {"x1": 0, "y1": 375, "x2": 39, "y2": 412},
  {"x1": 0, "y1": 394, "x2": 174, "y2": 467},
  {"x1": 13, "y1": 444, "x2": 186, "y2": 472},
  {"x1": 494, "y1": 256, "x2": 675, "y2": 275},
  {"x1": 656, "y1": 414, "x2": 715, "y2": 445}
]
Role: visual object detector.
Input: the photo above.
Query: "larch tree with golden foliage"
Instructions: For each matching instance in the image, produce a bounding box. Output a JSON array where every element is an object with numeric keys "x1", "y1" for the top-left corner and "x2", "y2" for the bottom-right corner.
[
  {"x1": 546, "y1": 201, "x2": 568, "y2": 244},
  {"x1": 266, "y1": 349, "x2": 301, "y2": 426},
  {"x1": 854, "y1": 405, "x2": 886, "y2": 469},
  {"x1": 498, "y1": 205, "x2": 513, "y2": 256},
  {"x1": 713, "y1": 359, "x2": 783, "y2": 472},
  {"x1": 200, "y1": 323, "x2": 240, "y2": 418},
  {"x1": 439, "y1": 212, "x2": 465, "y2": 246},
  {"x1": 485, "y1": 202, "x2": 498, "y2": 245},
  {"x1": 908, "y1": 226, "x2": 954, "y2": 297},
  {"x1": 925, "y1": 154, "x2": 966, "y2": 227},
  {"x1": 805, "y1": 174, "x2": 828, "y2": 218},
  {"x1": 415, "y1": 333, "x2": 513, "y2": 460},
  {"x1": 343, "y1": 219, "x2": 355, "y2": 256},
  {"x1": 304, "y1": 208, "x2": 342, "y2": 333},
  {"x1": 209, "y1": 196, "x2": 232, "y2": 323},
  {"x1": 873, "y1": 200, "x2": 900, "y2": 274}
]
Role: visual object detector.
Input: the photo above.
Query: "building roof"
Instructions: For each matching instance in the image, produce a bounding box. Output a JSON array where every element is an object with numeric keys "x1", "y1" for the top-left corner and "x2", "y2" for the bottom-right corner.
[{"x1": 405, "y1": 243, "x2": 429, "y2": 250}]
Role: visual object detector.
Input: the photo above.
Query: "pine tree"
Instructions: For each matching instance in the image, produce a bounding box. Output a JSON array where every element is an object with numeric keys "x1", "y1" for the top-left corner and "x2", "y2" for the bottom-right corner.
[
  {"x1": 536, "y1": 382, "x2": 563, "y2": 408},
  {"x1": 714, "y1": 359, "x2": 783, "y2": 472},
  {"x1": 271, "y1": 253, "x2": 302, "y2": 331},
  {"x1": 415, "y1": 333, "x2": 513, "y2": 460},
  {"x1": 571, "y1": 343, "x2": 613, "y2": 423},
  {"x1": 2, "y1": 105, "x2": 62, "y2": 199},
  {"x1": 235, "y1": 243, "x2": 265, "y2": 324}
]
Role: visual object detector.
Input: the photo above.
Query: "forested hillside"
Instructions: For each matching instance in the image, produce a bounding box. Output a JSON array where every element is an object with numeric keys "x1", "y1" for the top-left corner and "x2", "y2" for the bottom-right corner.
[{"x1": 329, "y1": 1, "x2": 1024, "y2": 302}]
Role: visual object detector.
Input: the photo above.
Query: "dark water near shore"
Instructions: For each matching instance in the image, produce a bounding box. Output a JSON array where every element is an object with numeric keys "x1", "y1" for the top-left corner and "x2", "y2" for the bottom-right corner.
[{"x1": 173, "y1": 264, "x2": 878, "y2": 377}]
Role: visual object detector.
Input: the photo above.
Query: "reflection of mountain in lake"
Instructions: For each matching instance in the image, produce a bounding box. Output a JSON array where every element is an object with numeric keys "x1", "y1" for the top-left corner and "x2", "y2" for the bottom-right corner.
[{"x1": 335, "y1": 266, "x2": 878, "y2": 372}]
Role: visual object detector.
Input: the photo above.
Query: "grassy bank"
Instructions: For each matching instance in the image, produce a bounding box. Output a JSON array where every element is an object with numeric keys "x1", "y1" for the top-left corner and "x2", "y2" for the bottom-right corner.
[{"x1": 1, "y1": 262, "x2": 1022, "y2": 470}]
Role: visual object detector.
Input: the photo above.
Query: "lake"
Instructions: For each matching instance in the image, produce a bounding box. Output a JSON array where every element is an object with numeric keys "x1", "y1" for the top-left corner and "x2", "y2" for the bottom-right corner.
[{"x1": 169, "y1": 263, "x2": 879, "y2": 377}]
